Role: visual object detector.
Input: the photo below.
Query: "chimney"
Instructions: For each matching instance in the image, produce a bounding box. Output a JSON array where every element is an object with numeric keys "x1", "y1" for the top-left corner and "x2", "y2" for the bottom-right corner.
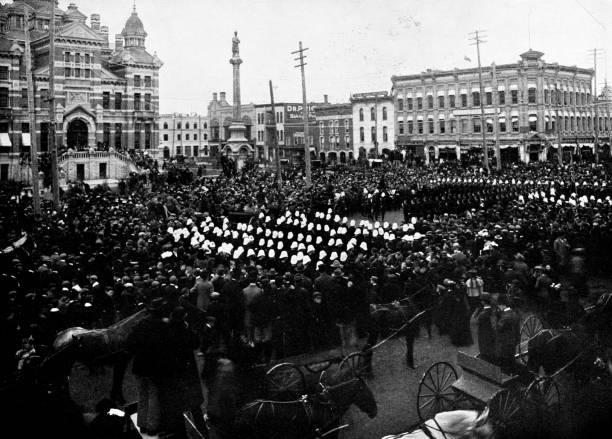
[
  {"x1": 100, "y1": 26, "x2": 109, "y2": 40},
  {"x1": 213, "y1": 92, "x2": 218, "y2": 101},
  {"x1": 115, "y1": 34, "x2": 123, "y2": 51},
  {"x1": 90, "y1": 14, "x2": 100, "y2": 31},
  {"x1": 324, "y1": 94, "x2": 328, "y2": 104},
  {"x1": 220, "y1": 92, "x2": 226, "y2": 101}
]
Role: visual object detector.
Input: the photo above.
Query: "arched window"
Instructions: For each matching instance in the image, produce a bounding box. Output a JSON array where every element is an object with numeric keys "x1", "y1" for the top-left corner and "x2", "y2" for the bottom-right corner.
[
  {"x1": 185, "y1": 122, "x2": 190, "y2": 129},
  {"x1": 194, "y1": 123, "x2": 197, "y2": 129},
  {"x1": 204, "y1": 122, "x2": 208, "y2": 129},
  {"x1": 427, "y1": 95, "x2": 433, "y2": 109},
  {"x1": 359, "y1": 108, "x2": 364, "y2": 121},
  {"x1": 163, "y1": 122, "x2": 168, "y2": 129},
  {"x1": 370, "y1": 107, "x2": 375, "y2": 121},
  {"x1": 382, "y1": 107, "x2": 387, "y2": 120},
  {"x1": 177, "y1": 122, "x2": 182, "y2": 129},
  {"x1": 359, "y1": 127, "x2": 364, "y2": 142}
]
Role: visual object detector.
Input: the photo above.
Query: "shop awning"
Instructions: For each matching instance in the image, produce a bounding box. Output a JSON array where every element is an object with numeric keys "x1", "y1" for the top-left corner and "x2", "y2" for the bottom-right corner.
[
  {"x1": 0, "y1": 133, "x2": 11, "y2": 147},
  {"x1": 21, "y1": 133, "x2": 31, "y2": 147}
]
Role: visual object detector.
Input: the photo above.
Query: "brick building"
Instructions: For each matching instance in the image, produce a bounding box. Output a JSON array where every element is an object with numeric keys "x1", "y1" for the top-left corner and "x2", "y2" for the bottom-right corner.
[
  {"x1": 351, "y1": 91, "x2": 395, "y2": 159},
  {"x1": 314, "y1": 101, "x2": 353, "y2": 163}
]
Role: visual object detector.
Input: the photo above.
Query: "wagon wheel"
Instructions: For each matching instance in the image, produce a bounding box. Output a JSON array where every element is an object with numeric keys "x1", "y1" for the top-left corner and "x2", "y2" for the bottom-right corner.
[
  {"x1": 524, "y1": 376, "x2": 561, "y2": 414},
  {"x1": 488, "y1": 389, "x2": 521, "y2": 428},
  {"x1": 417, "y1": 362, "x2": 458, "y2": 421},
  {"x1": 517, "y1": 315, "x2": 543, "y2": 364},
  {"x1": 265, "y1": 363, "x2": 306, "y2": 400},
  {"x1": 339, "y1": 352, "x2": 368, "y2": 378}
]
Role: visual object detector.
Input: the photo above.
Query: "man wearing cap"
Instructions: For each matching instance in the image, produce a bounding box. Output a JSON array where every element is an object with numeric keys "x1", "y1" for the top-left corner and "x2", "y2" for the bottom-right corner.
[{"x1": 475, "y1": 293, "x2": 496, "y2": 363}]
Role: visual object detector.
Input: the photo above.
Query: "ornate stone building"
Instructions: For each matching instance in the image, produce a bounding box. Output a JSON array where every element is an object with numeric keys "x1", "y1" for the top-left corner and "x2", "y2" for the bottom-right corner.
[
  {"x1": 0, "y1": 1, "x2": 162, "y2": 181},
  {"x1": 391, "y1": 50, "x2": 609, "y2": 163}
]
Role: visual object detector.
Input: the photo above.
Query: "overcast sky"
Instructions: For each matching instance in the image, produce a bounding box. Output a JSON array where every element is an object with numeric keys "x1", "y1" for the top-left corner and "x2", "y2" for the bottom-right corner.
[{"x1": 64, "y1": 0, "x2": 611, "y2": 114}]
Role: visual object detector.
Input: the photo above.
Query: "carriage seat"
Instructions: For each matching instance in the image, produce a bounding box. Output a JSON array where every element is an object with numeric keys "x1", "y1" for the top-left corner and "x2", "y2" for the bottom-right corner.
[{"x1": 452, "y1": 351, "x2": 517, "y2": 403}]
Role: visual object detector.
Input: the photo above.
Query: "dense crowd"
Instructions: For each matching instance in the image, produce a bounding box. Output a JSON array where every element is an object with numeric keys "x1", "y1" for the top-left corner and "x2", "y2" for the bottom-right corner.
[{"x1": 1, "y1": 159, "x2": 611, "y2": 437}]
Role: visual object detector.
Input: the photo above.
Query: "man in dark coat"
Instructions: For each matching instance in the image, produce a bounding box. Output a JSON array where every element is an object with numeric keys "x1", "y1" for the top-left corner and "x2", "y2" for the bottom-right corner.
[
  {"x1": 475, "y1": 293, "x2": 496, "y2": 363},
  {"x1": 495, "y1": 294, "x2": 520, "y2": 373}
]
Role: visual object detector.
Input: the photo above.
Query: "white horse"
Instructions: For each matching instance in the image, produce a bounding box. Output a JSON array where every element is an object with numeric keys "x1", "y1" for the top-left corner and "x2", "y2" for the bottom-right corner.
[{"x1": 382, "y1": 408, "x2": 493, "y2": 439}]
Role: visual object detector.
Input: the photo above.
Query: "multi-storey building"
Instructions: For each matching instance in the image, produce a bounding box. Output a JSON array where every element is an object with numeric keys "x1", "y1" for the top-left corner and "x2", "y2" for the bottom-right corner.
[
  {"x1": 206, "y1": 91, "x2": 255, "y2": 159},
  {"x1": 0, "y1": 1, "x2": 162, "y2": 181},
  {"x1": 391, "y1": 50, "x2": 609, "y2": 163},
  {"x1": 314, "y1": 102, "x2": 353, "y2": 163},
  {"x1": 351, "y1": 91, "x2": 395, "y2": 159},
  {"x1": 159, "y1": 113, "x2": 209, "y2": 160}
]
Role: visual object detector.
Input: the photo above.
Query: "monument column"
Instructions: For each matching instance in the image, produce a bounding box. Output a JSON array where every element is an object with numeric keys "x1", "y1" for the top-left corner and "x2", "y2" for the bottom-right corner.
[{"x1": 228, "y1": 31, "x2": 247, "y2": 143}]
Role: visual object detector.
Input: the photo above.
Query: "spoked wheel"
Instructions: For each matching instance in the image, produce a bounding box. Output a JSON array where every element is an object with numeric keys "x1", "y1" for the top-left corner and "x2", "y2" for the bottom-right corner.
[
  {"x1": 417, "y1": 362, "x2": 458, "y2": 421},
  {"x1": 265, "y1": 363, "x2": 306, "y2": 400},
  {"x1": 524, "y1": 376, "x2": 561, "y2": 414},
  {"x1": 339, "y1": 352, "x2": 368, "y2": 378},
  {"x1": 488, "y1": 388, "x2": 521, "y2": 428},
  {"x1": 518, "y1": 315, "x2": 543, "y2": 364}
]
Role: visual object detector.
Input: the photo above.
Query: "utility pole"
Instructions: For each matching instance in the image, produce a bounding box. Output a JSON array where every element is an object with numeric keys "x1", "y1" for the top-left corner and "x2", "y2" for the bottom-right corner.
[
  {"x1": 492, "y1": 63, "x2": 501, "y2": 170},
  {"x1": 269, "y1": 80, "x2": 282, "y2": 191},
  {"x1": 469, "y1": 30, "x2": 490, "y2": 174},
  {"x1": 588, "y1": 48, "x2": 604, "y2": 163},
  {"x1": 292, "y1": 41, "x2": 312, "y2": 188},
  {"x1": 48, "y1": 0, "x2": 59, "y2": 209},
  {"x1": 24, "y1": 6, "x2": 41, "y2": 215},
  {"x1": 555, "y1": 83, "x2": 563, "y2": 166}
]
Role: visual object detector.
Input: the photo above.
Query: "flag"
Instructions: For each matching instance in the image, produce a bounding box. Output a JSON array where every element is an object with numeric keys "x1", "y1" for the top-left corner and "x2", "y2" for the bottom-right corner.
[{"x1": 464, "y1": 55, "x2": 471, "y2": 62}]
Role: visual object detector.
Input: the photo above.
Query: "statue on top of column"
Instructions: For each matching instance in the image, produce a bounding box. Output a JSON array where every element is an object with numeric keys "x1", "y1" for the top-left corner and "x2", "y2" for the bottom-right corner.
[{"x1": 232, "y1": 31, "x2": 240, "y2": 57}]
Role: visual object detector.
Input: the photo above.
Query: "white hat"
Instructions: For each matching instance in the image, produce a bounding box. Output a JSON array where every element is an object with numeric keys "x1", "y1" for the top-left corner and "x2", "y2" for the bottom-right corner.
[
  {"x1": 280, "y1": 250, "x2": 288, "y2": 259},
  {"x1": 340, "y1": 252, "x2": 348, "y2": 262},
  {"x1": 258, "y1": 249, "x2": 265, "y2": 258},
  {"x1": 347, "y1": 242, "x2": 355, "y2": 251},
  {"x1": 319, "y1": 250, "x2": 327, "y2": 259},
  {"x1": 267, "y1": 239, "x2": 274, "y2": 248},
  {"x1": 247, "y1": 224, "x2": 254, "y2": 233},
  {"x1": 355, "y1": 228, "x2": 361, "y2": 236},
  {"x1": 277, "y1": 241, "x2": 284, "y2": 250},
  {"x1": 316, "y1": 236, "x2": 323, "y2": 245},
  {"x1": 277, "y1": 217, "x2": 284, "y2": 226},
  {"x1": 316, "y1": 224, "x2": 322, "y2": 231},
  {"x1": 247, "y1": 249, "x2": 255, "y2": 258},
  {"x1": 305, "y1": 235, "x2": 312, "y2": 243},
  {"x1": 298, "y1": 243, "x2": 306, "y2": 251},
  {"x1": 293, "y1": 218, "x2": 299, "y2": 226},
  {"x1": 335, "y1": 238, "x2": 343, "y2": 246},
  {"x1": 256, "y1": 227, "x2": 263, "y2": 235},
  {"x1": 373, "y1": 230, "x2": 379, "y2": 238},
  {"x1": 349, "y1": 219, "x2": 356, "y2": 227},
  {"x1": 324, "y1": 224, "x2": 330, "y2": 232},
  {"x1": 307, "y1": 244, "x2": 315, "y2": 254},
  {"x1": 392, "y1": 223, "x2": 398, "y2": 230},
  {"x1": 328, "y1": 238, "x2": 335, "y2": 247},
  {"x1": 278, "y1": 231, "x2": 284, "y2": 239},
  {"x1": 258, "y1": 238, "x2": 265, "y2": 246},
  {"x1": 360, "y1": 242, "x2": 368, "y2": 251},
  {"x1": 268, "y1": 249, "x2": 275, "y2": 258},
  {"x1": 402, "y1": 224, "x2": 409, "y2": 232},
  {"x1": 290, "y1": 255, "x2": 298, "y2": 265},
  {"x1": 330, "y1": 251, "x2": 338, "y2": 261},
  {"x1": 374, "y1": 221, "x2": 380, "y2": 228},
  {"x1": 291, "y1": 241, "x2": 298, "y2": 250},
  {"x1": 297, "y1": 233, "x2": 304, "y2": 242},
  {"x1": 334, "y1": 214, "x2": 341, "y2": 223},
  {"x1": 383, "y1": 221, "x2": 389, "y2": 229},
  {"x1": 259, "y1": 212, "x2": 265, "y2": 219},
  {"x1": 303, "y1": 255, "x2": 312, "y2": 265},
  {"x1": 307, "y1": 223, "x2": 314, "y2": 231},
  {"x1": 330, "y1": 229, "x2": 336, "y2": 237},
  {"x1": 272, "y1": 230, "x2": 278, "y2": 239},
  {"x1": 287, "y1": 232, "x2": 294, "y2": 240},
  {"x1": 265, "y1": 229, "x2": 271, "y2": 237}
]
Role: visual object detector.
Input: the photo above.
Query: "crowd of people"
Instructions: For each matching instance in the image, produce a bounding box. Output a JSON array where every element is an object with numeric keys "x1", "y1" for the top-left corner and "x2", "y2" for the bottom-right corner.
[{"x1": 1, "y1": 158, "x2": 611, "y2": 437}]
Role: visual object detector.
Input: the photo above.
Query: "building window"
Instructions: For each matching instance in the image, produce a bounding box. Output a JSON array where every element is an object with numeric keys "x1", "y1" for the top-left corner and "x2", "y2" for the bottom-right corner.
[
  {"x1": 472, "y1": 91, "x2": 480, "y2": 107},
  {"x1": 85, "y1": 69, "x2": 91, "y2": 78},
  {"x1": 399, "y1": 122, "x2": 404, "y2": 135},
  {"x1": 461, "y1": 94, "x2": 467, "y2": 107},
  {"x1": 417, "y1": 119, "x2": 423, "y2": 134},
  {"x1": 194, "y1": 123, "x2": 198, "y2": 129},
  {"x1": 103, "y1": 123, "x2": 111, "y2": 146},
  {"x1": 85, "y1": 54, "x2": 90, "y2": 64},
  {"x1": 194, "y1": 145, "x2": 199, "y2": 157},
  {"x1": 184, "y1": 145, "x2": 191, "y2": 156},
  {"x1": 74, "y1": 68, "x2": 81, "y2": 78},
  {"x1": 417, "y1": 97, "x2": 423, "y2": 110},
  {"x1": 370, "y1": 126, "x2": 376, "y2": 141},
  {"x1": 65, "y1": 67, "x2": 71, "y2": 77},
  {"x1": 320, "y1": 135, "x2": 324, "y2": 145},
  {"x1": 163, "y1": 134, "x2": 168, "y2": 141},
  {"x1": 163, "y1": 122, "x2": 168, "y2": 129},
  {"x1": 134, "y1": 75, "x2": 141, "y2": 87},
  {"x1": 115, "y1": 123, "x2": 122, "y2": 148},
  {"x1": 177, "y1": 134, "x2": 181, "y2": 141},
  {"x1": 102, "y1": 92, "x2": 110, "y2": 109},
  {"x1": 185, "y1": 122, "x2": 190, "y2": 129},
  {"x1": 134, "y1": 93, "x2": 141, "y2": 110},
  {"x1": 0, "y1": 66, "x2": 8, "y2": 80},
  {"x1": 511, "y1": 116, "x2": 519, "y2": 132},
  {"x1": 115, "y1": 92, "x2": 122, "y2": 110},
  {"x1": 427, "y1": 95, "x2": 433, "y2": 109},
  {"x1": 177, "y1": 122, "x2": 182, "y2": 129},
  {"x1": 145, "y1": 76, "x2": 152, "y2": 87},
  {"x1": 407, "y1": 98, "x2": 413, "y2": 110},
  {"x1": 64, "y1": 52, "x2": 70, "y2": 63},
  {"x1": 370, "y1": 107, "x2": 375, "y2": 121},
  {"x1": 564, "y1": 91, "x2": 569, "y2": 105},
  {"x1": 408, "y1": 120, "x2": 414, "y2": 134},
  {"x1": 511, "y1": 90, "x2": 518, "y2": 104},
  {"x1": 176, "y1": 145, "x2": 182, "y2": 155},
  {"x1": 383, "y1": 126, "x2": 388, "y2": 141},
  {"x1": 439, "y1": 120, "x2": 445, "y2": 134},
  {"x1": 438, "y1": 95, "x2": 444, "y2": 109},
  {"x1": 450, "y1": 119, "x2": 457, "y2": 133},
  {"x1": 498, "y1": 90, "x2": 505, "y2": 105},
  {"x1": 529, "y1": 115, "x2": 537, "y2": 131},
  {"x1": 134, "y1": 123, "x2": 142, "y2": 149},
  {"x1": 75, "y1": 53, "x2": 81, "y2": 63},
  {"x1": 194, "y1": 134, "x2": 198, "y2": 140},
  {"x1": 382, "y1": 107, "x2": 387, "y2": 120},
  {"x1": 21, "y1": 88, "x2": 27, "y2": 108},
  {"x1": 449, "y1": 95, "x2": 455, "y2": 108},
  {"x1": 486, "y1": 92, "x2": 492, "y2": 105},
  {"x1": 528, "y1": 87, "x2": 537, "y2": 104},
  {"x1": 499, "y1": 118, "x2": 506, "y2": 132},
  {"x1": 428, "y1": 118, "x2": 434, "y2": 134},
  {"x1": 359, "y1": 108, "x2": 364, "y2": 121},
  {"x1": 398, "y1": 99, "x2": 403, "y2": 111},
  {"x1": 544, "y1": 89, "x2": 549, "y2": 104},
  {"x1": 186, "y1": 134, "x2": 190, "y2": 140},
  {"x1": 0, "y1": 87, "x2": 8, "y2": 108},
  {"x1": 473, "y1": 118, "x2": 481, "y2": 133},
  {"x1": 144, "y1": 94, "x2": 151, "y2": 110},
  {"x1": 486, "y1": 118, "x2": 493, "y2": 133},
  {"x1": 461, "y1": 119, "x2": 468, "y2": 133}
]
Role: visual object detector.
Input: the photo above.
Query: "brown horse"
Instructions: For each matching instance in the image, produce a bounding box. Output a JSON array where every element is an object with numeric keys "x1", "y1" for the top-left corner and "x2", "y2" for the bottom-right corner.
[
  {"x1": 42, "y1": 309, "x2": 150, "y2": 403},
  {"x1": 235, "y1": 371, "x2": 377, "y2": 439}
]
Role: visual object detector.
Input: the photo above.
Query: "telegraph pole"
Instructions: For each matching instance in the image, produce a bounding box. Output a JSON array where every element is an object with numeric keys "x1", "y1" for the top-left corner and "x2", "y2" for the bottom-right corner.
[
  {"x1": 269, "y1": 80, "x2": 282, "y2": 191},
  {"x1": 588, "y1": 48, "x2": 604, "y2": 163},
  {"x1": 469, "y1": 30, "x2": 490, "y2": 174},
  {"x1": 492, "y1": 63, "x2": 501, "y2": 170},
  {"x1": 24, "y1": 6, "x2": 41, "y2": 215},
  {"x1": 292, "y1": 41, "x2": 312, "y2": 188},
  {"x1": 555, "y1": 83, "x2": 563, "y2": 165},
  {"x1": 48, "y1": 0, "x2": 59, "y2": 208}
]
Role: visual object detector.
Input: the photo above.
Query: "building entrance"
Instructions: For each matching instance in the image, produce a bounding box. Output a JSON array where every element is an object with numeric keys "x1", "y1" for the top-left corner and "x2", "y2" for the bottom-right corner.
[{"x1": 67, "y1": 119, "x2": 89, "y2": 150}]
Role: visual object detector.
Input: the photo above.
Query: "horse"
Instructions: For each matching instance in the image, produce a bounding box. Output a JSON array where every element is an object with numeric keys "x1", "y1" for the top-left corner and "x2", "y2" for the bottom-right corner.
[
  {"x1": 235, "y1": 371, "x2": 377, "y2": 439},
  {"x1": 381, "y1": 408, "x2": 494, "y2": 439},
  {"x1": 42, "y1": 308, "x2": 150, "y2": 403}
]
